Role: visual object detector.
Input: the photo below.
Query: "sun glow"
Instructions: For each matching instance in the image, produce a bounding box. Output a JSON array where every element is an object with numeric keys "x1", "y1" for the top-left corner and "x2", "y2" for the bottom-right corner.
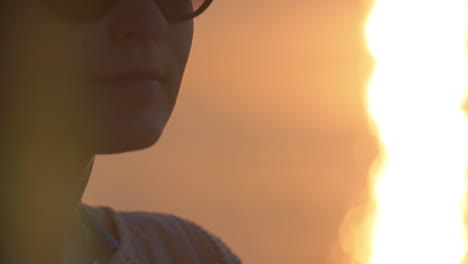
[{"x1": 365, "y1": 0, "x2": 468, "y2": 263}]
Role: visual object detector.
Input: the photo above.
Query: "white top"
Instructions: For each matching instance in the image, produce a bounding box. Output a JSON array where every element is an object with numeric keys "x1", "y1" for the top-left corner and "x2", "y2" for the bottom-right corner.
[{"x1": 84, "y1": 205, "x2": 241, "y2": 264}]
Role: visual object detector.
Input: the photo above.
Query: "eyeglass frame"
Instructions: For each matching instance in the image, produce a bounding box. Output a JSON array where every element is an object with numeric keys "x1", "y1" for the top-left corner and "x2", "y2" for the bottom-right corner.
[
  {"x1": 40, "y1": 0, "x2": 214, "y2": 24},
  {"x1": 164, "y1": 0, "x2": 213, "y2": 23}
]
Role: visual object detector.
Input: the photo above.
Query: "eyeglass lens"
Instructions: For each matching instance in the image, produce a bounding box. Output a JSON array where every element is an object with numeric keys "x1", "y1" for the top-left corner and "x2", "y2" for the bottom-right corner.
[{"x1": 42, "y1": 0, "x2": 210, "y2": 22}]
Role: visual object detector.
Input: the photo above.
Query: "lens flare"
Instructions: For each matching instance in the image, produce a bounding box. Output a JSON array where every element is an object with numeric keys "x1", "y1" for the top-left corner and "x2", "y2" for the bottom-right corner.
[{"x1": 363, "y1": 0, "x2": 468, "y2": 263}]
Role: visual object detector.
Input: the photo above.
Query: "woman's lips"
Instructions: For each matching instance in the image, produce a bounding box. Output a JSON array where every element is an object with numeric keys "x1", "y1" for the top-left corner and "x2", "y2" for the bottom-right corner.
[
  {"x1": 91, "y1": 69, "x2": 168, "y2": 106},
  {"x1": 92, "y1": 68, "x2": 165, "y2": 84}
]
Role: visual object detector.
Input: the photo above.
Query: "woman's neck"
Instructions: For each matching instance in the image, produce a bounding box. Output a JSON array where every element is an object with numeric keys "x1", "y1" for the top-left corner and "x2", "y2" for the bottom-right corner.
[{"x1": 0, "y1": 149, "x2": 95, "y2": 264}]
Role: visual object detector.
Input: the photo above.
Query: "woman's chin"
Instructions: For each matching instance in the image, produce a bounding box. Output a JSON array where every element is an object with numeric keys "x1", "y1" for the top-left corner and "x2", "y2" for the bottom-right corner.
[
  {"x1": 91, "y1": 109, "x2": 170, "y2": 154},
  {"x1": 94, "y1": 126, "x2": 165, "y2": 154}
]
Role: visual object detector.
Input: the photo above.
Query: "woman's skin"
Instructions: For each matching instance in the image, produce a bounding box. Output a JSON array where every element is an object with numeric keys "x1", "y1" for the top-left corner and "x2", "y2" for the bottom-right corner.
[{"x1": 0, "y1": 0, "x2": 193, "y2": 263}]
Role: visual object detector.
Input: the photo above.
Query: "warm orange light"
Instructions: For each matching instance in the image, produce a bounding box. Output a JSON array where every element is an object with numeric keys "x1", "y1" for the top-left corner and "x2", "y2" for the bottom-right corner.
[{"x1": 364, "y1": 0, "x2": 468, "y2": 263}]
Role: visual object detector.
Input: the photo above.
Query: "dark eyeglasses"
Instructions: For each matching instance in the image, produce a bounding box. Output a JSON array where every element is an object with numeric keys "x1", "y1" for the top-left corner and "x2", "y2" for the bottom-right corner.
[{"x1": 41, "y1": 0, "x2": 213, "y2": 23}]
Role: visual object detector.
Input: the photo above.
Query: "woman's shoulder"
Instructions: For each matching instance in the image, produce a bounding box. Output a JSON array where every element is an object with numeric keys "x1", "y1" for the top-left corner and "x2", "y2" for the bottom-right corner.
[{"x1": 112, "y1": 208, "x2": 241, "y2": 264}]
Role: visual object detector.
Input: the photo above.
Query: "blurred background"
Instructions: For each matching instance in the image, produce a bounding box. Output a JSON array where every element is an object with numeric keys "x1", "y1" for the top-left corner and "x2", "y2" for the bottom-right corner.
[{"x1": 83, "y1": 0, "x2": 379, "y2": 263}]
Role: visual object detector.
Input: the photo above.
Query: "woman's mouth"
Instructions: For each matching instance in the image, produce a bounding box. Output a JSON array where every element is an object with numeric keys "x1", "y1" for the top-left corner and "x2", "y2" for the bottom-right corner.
[
  {"x1": 91, "y1": 68, "x2": 168, "y2": 106},
  {"x1": 92, "y1": 68, "x2": 165, "y2": 83}
]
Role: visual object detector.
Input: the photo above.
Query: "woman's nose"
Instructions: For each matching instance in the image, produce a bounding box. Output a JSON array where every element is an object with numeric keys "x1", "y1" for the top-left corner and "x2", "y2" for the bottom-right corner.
[{"x1": 108, "y1": 0, "x2": 168, "y2": 45}]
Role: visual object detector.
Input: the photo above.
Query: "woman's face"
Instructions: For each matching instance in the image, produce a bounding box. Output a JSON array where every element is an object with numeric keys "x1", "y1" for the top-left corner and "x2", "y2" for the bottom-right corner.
[{"x1": 2, "y1": 0, "x2": 194, "y2": 154}]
